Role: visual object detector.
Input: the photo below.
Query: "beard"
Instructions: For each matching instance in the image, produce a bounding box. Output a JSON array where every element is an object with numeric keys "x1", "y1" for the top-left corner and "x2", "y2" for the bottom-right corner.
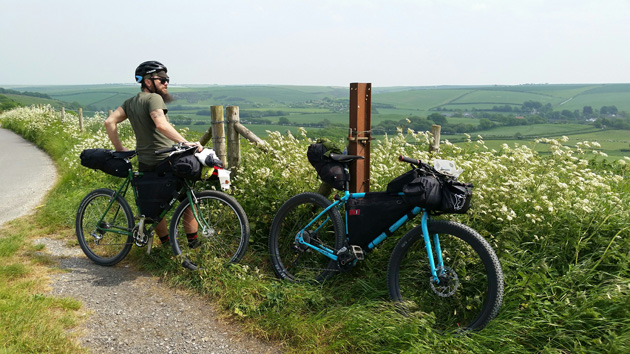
[{"x1": 157, "y1": 86, "x2": 174, "y2": 103}]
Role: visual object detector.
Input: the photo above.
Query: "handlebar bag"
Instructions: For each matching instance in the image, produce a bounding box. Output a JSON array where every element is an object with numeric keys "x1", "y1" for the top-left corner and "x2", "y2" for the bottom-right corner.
[
  {"x1": 386, "y1": 168, "x2": 418, "y2": 194},
  {"x1": 439, "y1": 179, "x2": 473, "y2": 214},
  {"x1": 401, "y1": 175, "x2": 442, "y2": 210},
  {"x1": 347, "y1": 192, "x2": 412, "y2": 251},
  {"x1": 170, "y1": 152, "x2": 202, "y2": 180},
  {"x1": 80, "y1": 148, "x2": 131, "y2": 178}
]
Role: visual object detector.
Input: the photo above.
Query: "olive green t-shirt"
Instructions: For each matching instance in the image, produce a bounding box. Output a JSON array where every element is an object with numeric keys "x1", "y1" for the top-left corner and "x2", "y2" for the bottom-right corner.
[{"x1": 121, "y1": 92, "x2": 172, "y2": 166}]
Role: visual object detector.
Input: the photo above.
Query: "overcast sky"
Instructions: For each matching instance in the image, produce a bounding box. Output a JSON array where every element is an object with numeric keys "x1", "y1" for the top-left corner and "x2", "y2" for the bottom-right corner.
[{"x1": 1, "y1": 0, "x2": 629, "y2": 87}]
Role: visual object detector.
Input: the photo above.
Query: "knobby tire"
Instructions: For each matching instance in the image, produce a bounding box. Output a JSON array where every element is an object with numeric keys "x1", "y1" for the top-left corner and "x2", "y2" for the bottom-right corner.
[
  {"x1": 387, "y1": 219, "x2": 504, "y2": 331},
  {"x1": 76, "y1": 188, "x2": 134, "y2": 266}
]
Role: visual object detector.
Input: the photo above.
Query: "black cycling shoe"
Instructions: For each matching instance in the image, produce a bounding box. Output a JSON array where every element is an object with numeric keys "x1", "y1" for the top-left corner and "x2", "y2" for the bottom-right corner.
[
  {"x1": 188, "y1": 238, "x2": 200, "y2": 249},
  {"x1": 181, "y1": 259, "x2": 199, "y2": 271}
]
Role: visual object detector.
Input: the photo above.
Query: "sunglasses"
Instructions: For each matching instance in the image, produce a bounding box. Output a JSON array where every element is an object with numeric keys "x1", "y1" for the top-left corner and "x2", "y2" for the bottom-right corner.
[{"x1": 151, "y1": 77, "x2": 170, "y2": 84}]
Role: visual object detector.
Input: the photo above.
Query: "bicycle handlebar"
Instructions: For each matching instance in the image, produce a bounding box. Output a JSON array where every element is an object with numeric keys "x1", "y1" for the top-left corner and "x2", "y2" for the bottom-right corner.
[
  {"x1": 155, "y1": 143, "x2": 197, "y2": 155},
  {"x1": 398, "y1": 155, "x2": 421, "y2": 166},
  {"x1": 155, "y1": 146, "x2": 177, "y2": 154}
]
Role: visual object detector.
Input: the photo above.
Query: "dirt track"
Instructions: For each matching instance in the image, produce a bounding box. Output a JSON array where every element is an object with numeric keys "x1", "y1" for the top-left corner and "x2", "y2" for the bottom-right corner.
[{"x1": 2, "y1": 128, "x2": 282, "y2": 353}]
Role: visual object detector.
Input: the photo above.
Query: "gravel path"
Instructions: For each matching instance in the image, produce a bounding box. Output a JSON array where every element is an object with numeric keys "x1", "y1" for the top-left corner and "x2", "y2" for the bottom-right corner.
[{"x1": 36, "y1": 238, "x2": 282, "y2": 354}]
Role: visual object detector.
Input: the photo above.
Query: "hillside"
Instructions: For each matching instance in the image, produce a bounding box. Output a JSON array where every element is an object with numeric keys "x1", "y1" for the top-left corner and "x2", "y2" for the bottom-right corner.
[
  {"x1": 6, "y1": 83, "x2": 630, "y2": 114},
  {"x1": 3, "y1": 84, "x2": 630, "y2": 161}
]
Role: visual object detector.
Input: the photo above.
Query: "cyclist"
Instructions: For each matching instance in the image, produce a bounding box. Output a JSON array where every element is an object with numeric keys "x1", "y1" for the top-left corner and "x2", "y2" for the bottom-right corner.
[{"x1": 104, "y1": 60, "x2": 202, "y2": 250}]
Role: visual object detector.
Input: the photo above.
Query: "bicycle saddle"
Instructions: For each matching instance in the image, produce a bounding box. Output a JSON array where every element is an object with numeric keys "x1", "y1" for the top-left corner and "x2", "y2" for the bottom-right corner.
[
  {"x1": 329, "y1": 153, "x2": 364, "y2": 163},
  {"x1": 112, "y1": 150, "x2": 137, "y2": 159}
]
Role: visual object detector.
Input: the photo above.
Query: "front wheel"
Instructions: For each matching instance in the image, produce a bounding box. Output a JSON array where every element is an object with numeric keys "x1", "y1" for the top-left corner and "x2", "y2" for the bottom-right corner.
[
  {"x1": 268, "y1": 192, "x2": 345, "y2": 283},
  {"x1": 387, "y1": 220, "x2": 503, "y2": 332},
  {"x1": 76, "y1": 188, "x2": 134, "y2": 266},
  {"x1": 169, "y1": 190, "x2": 249, "y2": 268}
]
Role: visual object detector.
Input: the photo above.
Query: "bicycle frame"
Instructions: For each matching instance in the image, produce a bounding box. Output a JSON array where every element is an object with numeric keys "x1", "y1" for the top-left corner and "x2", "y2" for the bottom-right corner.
[
  {"x1": 295, "y1": 190, "x2": 446, "y2": 283},
  {"x1": 93, "y1": 171, "x2": 211, "y2": 242}
]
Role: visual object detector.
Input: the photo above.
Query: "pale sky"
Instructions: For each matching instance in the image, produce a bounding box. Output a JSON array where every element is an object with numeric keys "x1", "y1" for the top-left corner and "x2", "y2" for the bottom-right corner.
[{"x1": 1, "y1": 0, "x2": 629, "y2": 87}]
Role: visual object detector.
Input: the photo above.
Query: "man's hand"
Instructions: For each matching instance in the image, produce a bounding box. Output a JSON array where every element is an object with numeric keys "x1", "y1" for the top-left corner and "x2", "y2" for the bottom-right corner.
[{"x1": 183, "y1": 141, "x2": 203, "y2": 153}]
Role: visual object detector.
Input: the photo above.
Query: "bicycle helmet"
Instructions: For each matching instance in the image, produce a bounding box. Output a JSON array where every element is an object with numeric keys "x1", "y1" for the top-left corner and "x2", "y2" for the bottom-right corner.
[{"x1": 135, "y1": 61, "x2": 168, "y2": 83}]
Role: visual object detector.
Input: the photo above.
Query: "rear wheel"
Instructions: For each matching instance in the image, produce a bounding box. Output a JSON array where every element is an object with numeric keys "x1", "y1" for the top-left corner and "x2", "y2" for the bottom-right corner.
[
  {"x1": 268, "y1": 192, "x2": 345, "y2": 282},
  {"x1": 76, "y1": 189, "x2": 134, "y2": 266},
  {"x1": 169, "y1": 190, "x2": 249, "y2": 269},
  {"x1": 387, "y1": 220, "x2": 503, "y2": 331}
]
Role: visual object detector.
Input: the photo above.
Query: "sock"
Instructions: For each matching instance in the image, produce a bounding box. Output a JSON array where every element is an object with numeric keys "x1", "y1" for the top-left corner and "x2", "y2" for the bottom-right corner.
[
  {"x1": 159, "y1": 234, "x2": 170, "y2": 244},
  {"x1": 186, "y1": 232, "x2": 198, "y2": 242}
]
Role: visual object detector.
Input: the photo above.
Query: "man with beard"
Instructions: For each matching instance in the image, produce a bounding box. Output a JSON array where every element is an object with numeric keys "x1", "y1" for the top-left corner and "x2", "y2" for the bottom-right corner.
[{"x1": 105, "y1": 60, "x2": 202, "y2": 254}]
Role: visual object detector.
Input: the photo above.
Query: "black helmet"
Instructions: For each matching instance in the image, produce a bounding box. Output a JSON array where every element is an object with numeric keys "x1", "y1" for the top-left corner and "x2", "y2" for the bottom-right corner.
[{"x1": 135, "y1": 61, "x2": 167, "y2": 83}]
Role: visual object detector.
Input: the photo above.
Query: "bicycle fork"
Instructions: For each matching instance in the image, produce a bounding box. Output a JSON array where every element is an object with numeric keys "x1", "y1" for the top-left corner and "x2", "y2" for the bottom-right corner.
[{"x1": 420, "y1": 212, "x2": 445, "y2": 284}]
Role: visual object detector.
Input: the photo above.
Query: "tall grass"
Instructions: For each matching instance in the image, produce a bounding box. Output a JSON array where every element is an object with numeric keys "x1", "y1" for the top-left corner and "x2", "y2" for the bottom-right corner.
[{"x1": 1, "y1": 106, "x2": 629, "y2": 353}]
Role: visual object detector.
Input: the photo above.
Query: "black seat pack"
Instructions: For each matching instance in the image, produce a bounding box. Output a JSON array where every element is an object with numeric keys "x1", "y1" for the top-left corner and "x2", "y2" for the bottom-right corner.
[
  {"x1": 307, "y1": 138, "x2": 347, "y2": 191},
  {"x1": 80, "y1": 148, "x2": 132, "y2": 178}
]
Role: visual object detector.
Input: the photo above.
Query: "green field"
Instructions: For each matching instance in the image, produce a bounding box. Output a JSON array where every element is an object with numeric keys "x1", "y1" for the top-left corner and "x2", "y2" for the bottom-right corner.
[{"x1": 3, "y1": 83, "x2": 630, "y2": 160}]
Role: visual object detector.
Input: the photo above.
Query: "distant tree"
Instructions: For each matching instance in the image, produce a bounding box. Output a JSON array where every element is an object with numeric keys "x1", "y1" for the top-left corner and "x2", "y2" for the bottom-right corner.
[
  {"x1": 278, "y1": 117, "x2": 290, "y2": 125},
  {"x1": 427, "y1": 112, "x2": 447, "y2": 126},
  {"x1": 600, "y1": 105, "x2": 618, "y2": 115},
  {"x1": 561, "y1": 110, "x2": 575, "y2": 119},
  {"x1": 583, "y1": 106, "x2": 593, "y2": 116},
  {"x1": 478, "y1": 118, "x2": 495, "y2": 131},
  {"x1": 521, "y1": 100, "x2": 543, "y2": 113}
]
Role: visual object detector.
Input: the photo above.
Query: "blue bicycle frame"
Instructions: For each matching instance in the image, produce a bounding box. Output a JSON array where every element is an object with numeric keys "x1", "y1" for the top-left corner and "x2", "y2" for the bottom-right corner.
[{"x1": 294, "y1": 190, "x2": 446, "y2": 283}]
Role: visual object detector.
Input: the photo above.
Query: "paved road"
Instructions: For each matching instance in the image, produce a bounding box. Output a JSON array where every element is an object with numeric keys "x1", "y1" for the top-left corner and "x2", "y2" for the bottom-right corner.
[{"x1": 0, "y1": 128, "x2": 57, "y2": 226}]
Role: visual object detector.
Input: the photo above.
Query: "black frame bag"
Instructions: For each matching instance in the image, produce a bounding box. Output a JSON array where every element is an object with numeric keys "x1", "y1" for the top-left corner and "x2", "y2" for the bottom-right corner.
[
  {"x1": 80, "y1": 148, "x2": 131, "y2": 178},
  {"x1": 131, "y1": 171, "x2": 181, "y2": 221},
  {"x1": 347, "y1": 192, "x2": 412, "y2": 251}
]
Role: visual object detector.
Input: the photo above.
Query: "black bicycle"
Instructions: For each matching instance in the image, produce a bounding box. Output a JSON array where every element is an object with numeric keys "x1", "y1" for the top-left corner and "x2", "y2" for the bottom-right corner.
[{"x1": 76, "y1": 145, "x2": 249, "y2": 270}]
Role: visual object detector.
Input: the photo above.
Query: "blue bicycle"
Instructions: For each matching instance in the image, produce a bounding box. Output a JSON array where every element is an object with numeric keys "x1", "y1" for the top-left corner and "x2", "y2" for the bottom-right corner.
[{"x1": 268, "y1": 154, "x2": 503, "y2": 331}]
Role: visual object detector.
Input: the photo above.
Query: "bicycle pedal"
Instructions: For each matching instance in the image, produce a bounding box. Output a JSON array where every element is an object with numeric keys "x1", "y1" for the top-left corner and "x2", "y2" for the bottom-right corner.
[{"x1": 350, "y1": 245, "x2": 365, "y2": 260}]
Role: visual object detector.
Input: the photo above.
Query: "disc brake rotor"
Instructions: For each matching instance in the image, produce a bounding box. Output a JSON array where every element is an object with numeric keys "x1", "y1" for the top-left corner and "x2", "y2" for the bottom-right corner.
[{"x1": 430, "y1": 266, "x2": 459, "y2": 297}]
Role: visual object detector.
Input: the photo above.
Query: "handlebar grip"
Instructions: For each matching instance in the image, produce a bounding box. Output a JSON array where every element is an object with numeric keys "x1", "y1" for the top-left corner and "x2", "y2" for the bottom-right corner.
[
  {"x1": 155, "y1": 147, "x2": 176, "y2": 154},
  {"x1": 399, "y1": 155, "x2": 421, "y2": 165}
]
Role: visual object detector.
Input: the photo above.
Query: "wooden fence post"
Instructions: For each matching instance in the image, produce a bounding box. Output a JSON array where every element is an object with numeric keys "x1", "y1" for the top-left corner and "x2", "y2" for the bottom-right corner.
[
  {"x1": 199, "y1": 117, "x2": 213, "y2": 146},
  {"x1": 61, "y1": 107, "x2": 65, "y2": 122},
  {"x1": 78, "y1": 108, "x2": 84, "y2": 132},
  {"x1": 429, "y1": 124, "x2": 441, "y2": 153},
  {"x1": 348, "y1": 83, "x2": 372, "y2": 193},
  {"x1": 211, "y1": 106, "x2": 227, "y2": 167},
  {"x1": 226, "y1": 106, "x2": 241, "y2": 170}
]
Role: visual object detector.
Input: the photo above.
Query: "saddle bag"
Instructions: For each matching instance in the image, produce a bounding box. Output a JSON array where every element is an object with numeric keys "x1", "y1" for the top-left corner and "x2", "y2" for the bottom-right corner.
[
  {"x1": 307, "y1": 140, "x2": 347, "y2": 191},
  {"x1": 347, "y1": 192, "x2": 413, "y2": 251},
  {"x1": 132, "y1": 171, "x2": 181, "y2": 221},
  {"x1": 80, "y1": 148, "x2": 131, "y2": 178}
]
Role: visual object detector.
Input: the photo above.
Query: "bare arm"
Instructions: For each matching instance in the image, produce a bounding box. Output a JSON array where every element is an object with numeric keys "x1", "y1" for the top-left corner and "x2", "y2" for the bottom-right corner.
[
  {"x1": 150, "y1": 109, "x2": 202, "y2": 151},
  {"x1": 104, "y1": 107, "x2": 129, "y2": 151}
]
